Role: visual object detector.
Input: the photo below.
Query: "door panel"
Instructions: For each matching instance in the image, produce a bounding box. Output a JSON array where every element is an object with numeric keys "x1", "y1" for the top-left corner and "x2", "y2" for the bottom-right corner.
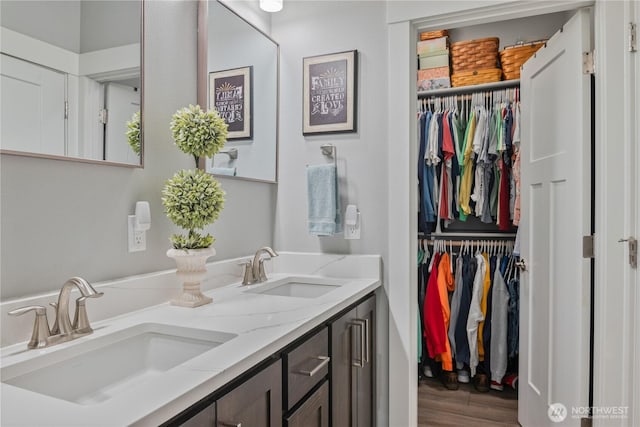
[
  {"x1": 519, "y1": 8, "x2": 592, "y2": 426},
  {"x1": 104, "y1": 82, "x2": 139, "y2": 163},
  {"x1": 1, "y1": 54, "x2": 66, "y2": 155}
]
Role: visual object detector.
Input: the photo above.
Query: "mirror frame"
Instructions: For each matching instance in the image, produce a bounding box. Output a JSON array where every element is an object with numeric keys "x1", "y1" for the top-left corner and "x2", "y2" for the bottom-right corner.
[
  {"x1": 0, "y1": 0, "x2": 145, "y2": 169},
  {"x1": 197, "y1": 0, "x2": 279, "y2": 184}
]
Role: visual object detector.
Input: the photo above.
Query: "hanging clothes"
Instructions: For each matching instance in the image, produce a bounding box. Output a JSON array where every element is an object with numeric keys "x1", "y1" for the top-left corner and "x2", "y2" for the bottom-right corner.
[
  {"x1": 424, "y1": 253, "x2": 447, "y2": 359},
  {"x1": 491, "y1": 256, "x2": 510, "y2": 384},
  {"x1": 466, "y1": 252, "x2": 487, "y2": 376},
  {"x1": 435, "y1": 252, "x2": 455, "y2": 371}
]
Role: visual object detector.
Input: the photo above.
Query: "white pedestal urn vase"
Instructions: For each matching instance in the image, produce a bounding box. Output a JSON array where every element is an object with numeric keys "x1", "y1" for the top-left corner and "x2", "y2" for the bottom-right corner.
[{"x1": 167, "y1": 246, "x2": 216, "y2": 308}]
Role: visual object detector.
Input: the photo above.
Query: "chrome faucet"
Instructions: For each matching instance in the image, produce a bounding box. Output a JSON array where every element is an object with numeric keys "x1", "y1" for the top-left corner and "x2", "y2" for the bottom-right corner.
[
  {"x1": 240, "y1": 247, "x2": 279, "y2": 285},
  {"x1": 8, "y1": 277, "x2": 103, "y2": 349}
]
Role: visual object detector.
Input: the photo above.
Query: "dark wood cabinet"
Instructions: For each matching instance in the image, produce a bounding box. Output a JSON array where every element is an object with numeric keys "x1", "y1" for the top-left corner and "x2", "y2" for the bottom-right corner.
[
  {"x1": 216, "y1": 359, "x2": 282, "y2": 427},
  {"x1": 284, "y1": 380, "x2": 329, "y2": 427},
  {"x1": 331, "y1": 294, "x2": 376, "y2": 427},
  {"x1": 165, "y1": 293, "x2": 376, "y2": 427}
]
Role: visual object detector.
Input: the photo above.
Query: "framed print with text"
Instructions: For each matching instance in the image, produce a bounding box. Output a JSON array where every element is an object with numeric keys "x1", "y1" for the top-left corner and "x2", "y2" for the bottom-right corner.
[
  {"x1": 303, "y1": 50, "x2": 357, "y2": 135},
  {"x1": 209, "y1": 66, "x2": 252, "y2": 139}
]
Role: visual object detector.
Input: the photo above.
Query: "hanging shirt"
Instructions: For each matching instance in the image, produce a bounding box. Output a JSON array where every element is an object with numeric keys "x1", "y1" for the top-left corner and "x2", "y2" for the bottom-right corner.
[
  {"x1": 512, "y1": 103, "x2": 522, "y2": 226},
  {"x1": 467, "y1": 253, "x2": 487, "y2": 376},
  {"x1": 491, "y1": 257, "x2": 510, "y2": 384},
  {"x1": 448, "y1": 255, "x2": 464, "y2": 365},
  {"x1": 424, "y1": 253, "x2": 447, "y2": 359},
  {"x1": 454, "y1": 254, "x2": 476, "y2": 367},
  {"x1": 435, "y1": 253, "x2": 455, "y2": 371},
  {"x1": 459, "y1": 110, "x2": 477, "y2": 217},
  {"x1": 477, "y1": 253, "x2": 492, "y2": 362}
]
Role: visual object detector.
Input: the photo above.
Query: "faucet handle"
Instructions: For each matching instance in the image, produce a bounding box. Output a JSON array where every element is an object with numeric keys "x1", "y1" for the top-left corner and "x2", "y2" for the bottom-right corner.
[
  {"x1": 49, "y1": 302, "x2": 59, "y2": 334},
  {"x1": 8, "y1": 305, "x2": 51, "y2": 349},
  {"x1": 238, "y1": 259, "x2": 255, "y2": 285},
  {"x1": 257, "y1": 259, "x2": 270, "y2": 282},
  {"x1": 72, "y1": 297, "x2": 93, "y2": 335}
]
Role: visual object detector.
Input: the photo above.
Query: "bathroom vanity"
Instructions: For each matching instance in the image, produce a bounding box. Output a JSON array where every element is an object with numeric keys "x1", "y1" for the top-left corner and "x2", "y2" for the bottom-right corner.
[{"x1": 0, "y1": 253, "x2": 381, "y2": 426}]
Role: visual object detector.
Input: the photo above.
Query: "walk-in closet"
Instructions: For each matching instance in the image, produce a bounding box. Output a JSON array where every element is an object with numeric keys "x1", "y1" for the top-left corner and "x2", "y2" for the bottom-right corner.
[{"x1": 414, "y1": 5, "x2": 594, "y2": 426}]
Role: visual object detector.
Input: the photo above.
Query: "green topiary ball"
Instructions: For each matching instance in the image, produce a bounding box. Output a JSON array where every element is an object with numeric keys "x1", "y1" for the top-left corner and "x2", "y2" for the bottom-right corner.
[
  {"x1": 162, "y1": 168, "x2": 225, "y2": 233},
  {"x1": 170, "y1": 104, "x2": 228, "y2": 159}
]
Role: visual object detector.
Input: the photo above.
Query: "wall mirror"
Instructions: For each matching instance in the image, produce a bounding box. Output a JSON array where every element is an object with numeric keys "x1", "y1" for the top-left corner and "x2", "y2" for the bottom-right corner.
[
  {"x1": 1, "y1": 0, "x2": 143, "y2": 167},
  {"x1": 199, "y1": 1, "x2": 279, "y2": 183}
]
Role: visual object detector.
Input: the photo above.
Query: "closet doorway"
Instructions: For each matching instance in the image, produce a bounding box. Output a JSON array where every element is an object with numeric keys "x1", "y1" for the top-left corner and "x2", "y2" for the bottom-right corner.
[{"x1": 414, "y1": 7, "x2": 593, "y2": 427}]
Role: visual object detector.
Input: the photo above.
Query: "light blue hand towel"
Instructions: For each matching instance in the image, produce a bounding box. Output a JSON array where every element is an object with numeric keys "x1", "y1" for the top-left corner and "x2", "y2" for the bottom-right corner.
[
  {"x1": 307, "y1": 164, "x2": 341, "y2": 236},
  {"x1": 212, "y1": 167, "x2": 237, "y2": 176}
]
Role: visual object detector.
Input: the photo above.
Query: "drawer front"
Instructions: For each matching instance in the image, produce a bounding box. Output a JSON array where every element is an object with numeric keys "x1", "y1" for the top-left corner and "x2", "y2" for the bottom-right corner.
[
  {"x1": 285, "y1": 380, "x2": 329, "y2": 427},
  {"x1": 285, "y1": 327, "x2": 329, "y2": 410}
]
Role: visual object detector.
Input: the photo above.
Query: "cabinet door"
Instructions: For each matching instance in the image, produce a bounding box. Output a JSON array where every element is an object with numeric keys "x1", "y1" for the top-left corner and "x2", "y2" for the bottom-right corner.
[
  {"x1": 331, "y1": 294, "x2": 376, "y2": 427},
  {"x1": 331, "y1": 306, "x2": 357, "y2": 427},
  {"x1": 216, "y1": 360, "x2": 282, "y2": 427},
  {"x1": 355, "y1": 295, "x2": 376, "y2": 427},
  {"x1": 285, "y1": 380, "x2": 329, "y2": 427}
]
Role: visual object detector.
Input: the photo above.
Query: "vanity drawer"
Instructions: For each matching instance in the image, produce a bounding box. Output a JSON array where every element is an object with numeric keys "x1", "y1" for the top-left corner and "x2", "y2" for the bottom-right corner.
[{"x1": 284, "y1": 326, "x2": 329, "y2": 410}]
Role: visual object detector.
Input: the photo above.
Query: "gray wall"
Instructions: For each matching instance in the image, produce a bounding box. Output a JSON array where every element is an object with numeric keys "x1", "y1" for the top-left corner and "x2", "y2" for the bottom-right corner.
[
  {"x1": 0, "y1": 0, "x2": 275, "y2": 300},
  {"x1": 80, "y1": 0, "x2": 140, "y2": 52},
  {"x1": 271, "y1": 1, "x2": 389, "y2": 258},
  {"x1": 1, "y1": 1, "x2": 82, "y2": 52},
  {"x1": 270, "y1": 3, "x2": 389, "y2": 425}
]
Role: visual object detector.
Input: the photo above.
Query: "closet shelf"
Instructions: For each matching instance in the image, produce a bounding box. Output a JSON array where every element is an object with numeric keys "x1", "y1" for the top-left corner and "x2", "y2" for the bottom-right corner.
[{"x1": 417, "y1": 79, "x2": 520, "y2": 98}]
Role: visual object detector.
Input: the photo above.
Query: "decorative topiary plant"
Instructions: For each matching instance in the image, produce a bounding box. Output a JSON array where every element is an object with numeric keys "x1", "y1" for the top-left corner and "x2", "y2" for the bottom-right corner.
[
  {"x1": 126, "y1": 111, "x2": 141, "y2": 155},
  {"x1": 170, "y1": 104, "x2": 228, "y2": 167},
  {"x1": 162, "y1": 169, "x2": 225, "y2": 249},
  {"x1": 162, "y1": 105, "x2": 228, "y2": 250}
]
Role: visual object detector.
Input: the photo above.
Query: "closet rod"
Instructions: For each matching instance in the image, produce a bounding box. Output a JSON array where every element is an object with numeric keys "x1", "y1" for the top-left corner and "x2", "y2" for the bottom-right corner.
[
  {"x1": 419, "y1": 239, "x2": 513, "y2": 247},
  {"x1": 417, "y1": 79, "x2": 520, "y2": 99},
  {"x1": 426, "y1": 232, "x2": 516, "y2": 239}
]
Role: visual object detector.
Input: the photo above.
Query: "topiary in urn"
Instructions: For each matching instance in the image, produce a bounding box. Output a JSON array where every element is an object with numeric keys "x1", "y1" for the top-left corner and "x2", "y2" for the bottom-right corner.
[{"x1": 163, "y1": 104, "x2": 228, "y2": 307}]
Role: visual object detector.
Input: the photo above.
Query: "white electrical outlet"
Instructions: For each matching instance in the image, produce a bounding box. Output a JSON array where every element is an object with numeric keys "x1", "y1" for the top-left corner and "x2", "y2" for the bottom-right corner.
[
  {"x1": 128, "y1": 215, "x2": 146, "y2": 252},
  {"x1": 344, "y1": 205, "x2": 361, "y2": 240}
]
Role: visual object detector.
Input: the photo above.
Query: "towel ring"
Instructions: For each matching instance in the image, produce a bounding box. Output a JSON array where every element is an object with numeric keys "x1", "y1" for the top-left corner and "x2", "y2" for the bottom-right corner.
[
  {"x1": 320, "y1": 144, "x2": 337, "y2": 166},
  {"x1": 218, "y1": 148, "x2": 238, "y2": 160}
]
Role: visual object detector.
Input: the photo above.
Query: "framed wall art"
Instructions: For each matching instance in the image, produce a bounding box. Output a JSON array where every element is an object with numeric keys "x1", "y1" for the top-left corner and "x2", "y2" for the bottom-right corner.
[
  {"x1": 209, "y1": 66, "x2": 252, "y2": 139},
  {"x1": 303, "y1": 50, "x2": 357, "y2": 135}
]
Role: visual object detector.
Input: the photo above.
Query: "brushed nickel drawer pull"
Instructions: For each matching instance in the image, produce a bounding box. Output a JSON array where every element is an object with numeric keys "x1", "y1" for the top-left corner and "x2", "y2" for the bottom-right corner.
[
  {"x1": 298, "y1": 356, "x2": 330, "y2": 376},
  {"x1": 219, "y1": 422, "x2": 242, "y2": 427},
  {"x1": 349, "y1": 320, "x2": 366, "y2": 368}
]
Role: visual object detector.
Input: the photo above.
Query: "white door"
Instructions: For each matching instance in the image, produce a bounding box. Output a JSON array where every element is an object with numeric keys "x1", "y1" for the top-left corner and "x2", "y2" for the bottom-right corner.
[
  {"x1": 1, "y1": 54, "x2": 66, "y2": 156},
  {"x1": 104, "y1": 82, "x2": 140, "y2": 164},
  {"x1": 519, "y1": 8, "x2": 592, "y2": 426}
]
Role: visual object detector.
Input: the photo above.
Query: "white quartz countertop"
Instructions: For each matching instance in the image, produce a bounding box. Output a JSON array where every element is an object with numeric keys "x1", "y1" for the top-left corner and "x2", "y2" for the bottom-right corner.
[{"x1": 0, "y1": 253, "x2": 381, "y2": 426}]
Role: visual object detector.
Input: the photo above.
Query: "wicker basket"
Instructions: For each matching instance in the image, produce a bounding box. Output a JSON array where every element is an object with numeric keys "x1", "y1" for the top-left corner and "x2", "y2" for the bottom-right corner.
[
  {"x1": 419, "y1": 30, "x2": 449, "y2": 41},
  {"x1": 451, "y1": 68, "x2": 502, "y2": 87},
  {"x1": 500, "y1": 41, "x2": 546, "y2": 80},
  {"x1": 450, "y1": 37, "x2": 499, "y2": 73}
]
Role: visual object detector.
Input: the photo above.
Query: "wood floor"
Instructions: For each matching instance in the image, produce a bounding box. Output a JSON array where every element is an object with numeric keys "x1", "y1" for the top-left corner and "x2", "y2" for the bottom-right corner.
[{"x1": 418, "y1": 377, "x2": 520, "y2": 426}]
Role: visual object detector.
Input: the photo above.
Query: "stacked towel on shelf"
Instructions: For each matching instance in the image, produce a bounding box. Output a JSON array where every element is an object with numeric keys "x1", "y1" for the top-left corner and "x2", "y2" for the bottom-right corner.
[{"x1": 307, "y1": 163, "x2": 341, "y2": 236}]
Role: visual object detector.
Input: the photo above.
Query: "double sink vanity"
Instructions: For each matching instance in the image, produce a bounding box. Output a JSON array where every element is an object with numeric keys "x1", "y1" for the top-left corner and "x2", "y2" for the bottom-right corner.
[{"x1": 0, "y1": 252, "x2": 381, "y2": 426}]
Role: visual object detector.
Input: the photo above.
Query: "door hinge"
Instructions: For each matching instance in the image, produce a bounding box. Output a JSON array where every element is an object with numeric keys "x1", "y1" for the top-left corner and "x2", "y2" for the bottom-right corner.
[
  {"x1": 630, "y1": 22, "x2": 637, "y2": 53},
  {"x1": 99, "y1": 109, "x2": 108, "y2": 125},
  {"x1": 582, "y1": 51, "x2": 595, "y2": 74},
  {"x1": 64, "y1": 101, "x2": 69, "y2": 119},
  {"x1": 583, "y1": 235, "x2": 595, "y2": 259}
]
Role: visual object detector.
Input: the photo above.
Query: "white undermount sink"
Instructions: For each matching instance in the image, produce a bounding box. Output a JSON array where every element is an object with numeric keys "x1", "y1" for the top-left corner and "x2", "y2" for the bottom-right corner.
[
  {"x1": 1, "y1": 323, "x2": 237, "y2": 405},
  {"x1": 245, "y1": 276, "x2": 343, "y2": 298}
]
